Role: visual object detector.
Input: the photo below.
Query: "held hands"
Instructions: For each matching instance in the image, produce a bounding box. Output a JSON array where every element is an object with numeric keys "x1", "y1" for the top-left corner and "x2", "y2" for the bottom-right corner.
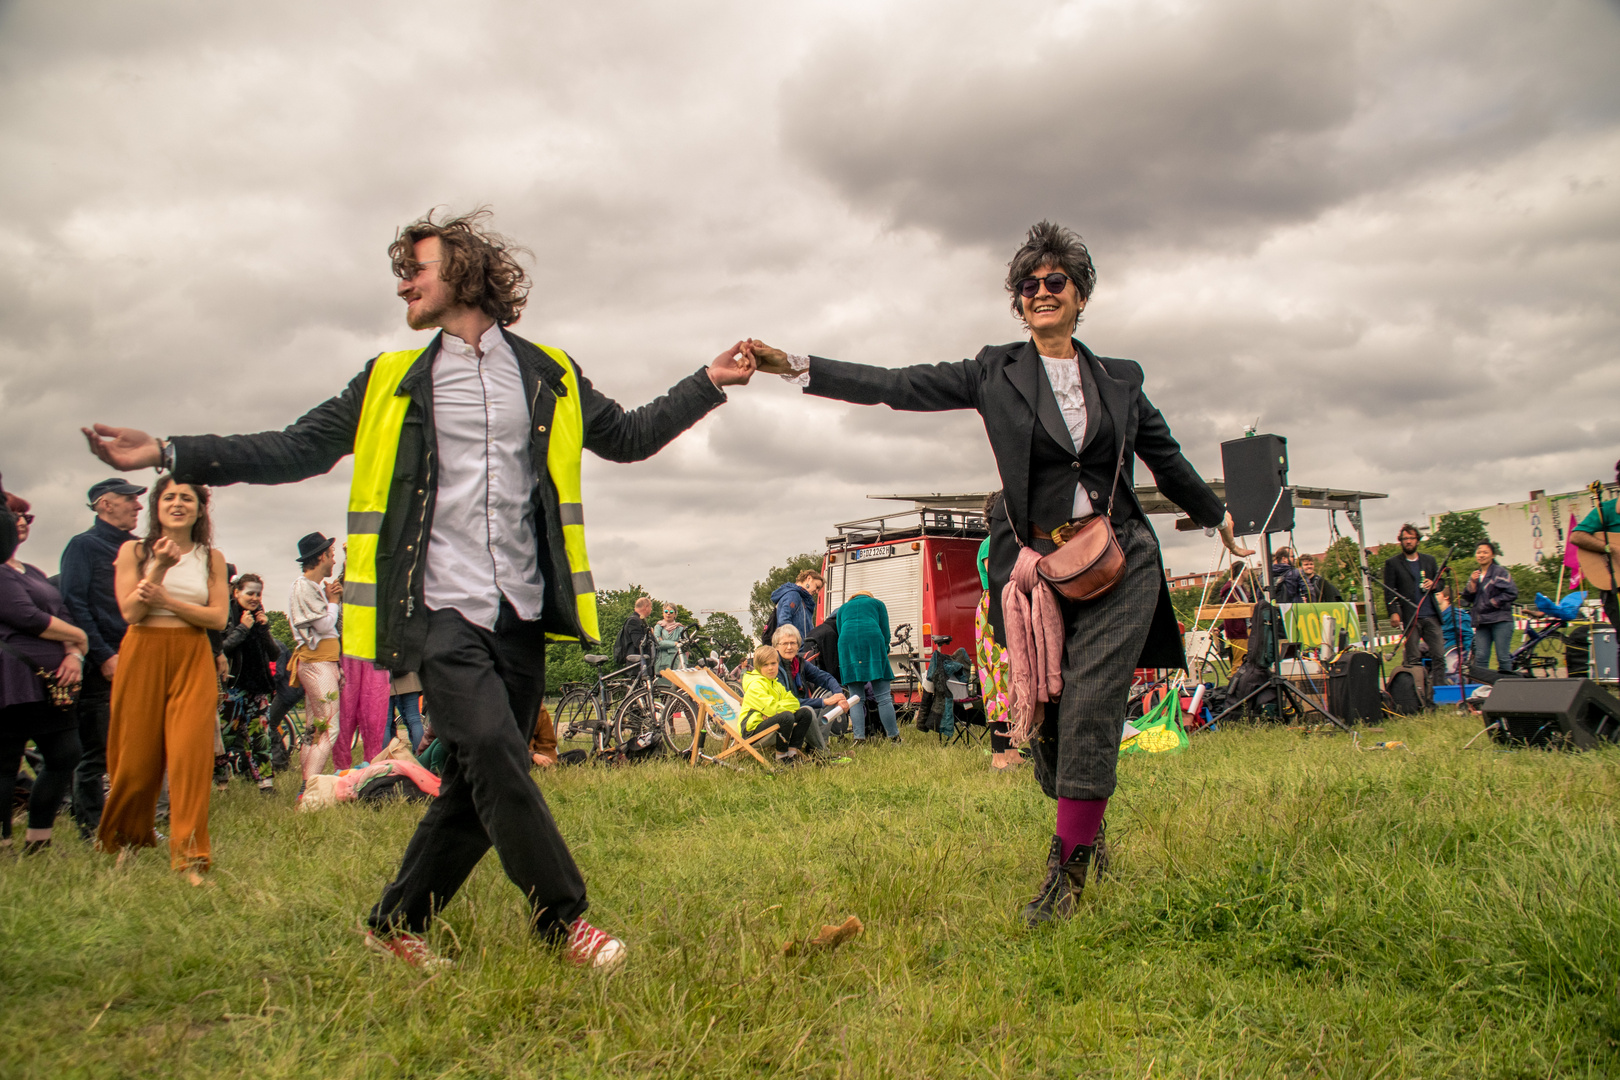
[
  {"x1": 1217, "y1": 513, "x2": 1255, "y2": 558},
  {"x1": 325, "y1": 579, "x2": 344, "y2": 603},
  {"x1": 706, "y1": 340, "x2": 758, "y2": 388},
  {"x1": 83, "y1": 424, "x2": 162, "y2": 470},
  {"x1": 748, "y1": 340, "x2": 792, "y2": 375}
]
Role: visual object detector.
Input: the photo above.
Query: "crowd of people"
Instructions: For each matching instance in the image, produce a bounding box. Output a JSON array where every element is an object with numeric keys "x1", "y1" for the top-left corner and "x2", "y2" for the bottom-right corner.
[{"x1": 8, "y1": 205, "x2": 1609, "y2": 983}]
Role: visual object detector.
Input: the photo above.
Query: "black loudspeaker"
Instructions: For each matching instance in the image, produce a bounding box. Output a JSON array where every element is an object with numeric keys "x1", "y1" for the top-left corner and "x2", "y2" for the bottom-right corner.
[
  {"x1": 1482, "y1": 678, "x2": 1620, "y2": 750},
  {"x1": 1221, "y1": 434, "x2": 1294, "y2": 537},
  {"x1": 1328, "y1": 651, "x2": 1381, "y2": 723}
]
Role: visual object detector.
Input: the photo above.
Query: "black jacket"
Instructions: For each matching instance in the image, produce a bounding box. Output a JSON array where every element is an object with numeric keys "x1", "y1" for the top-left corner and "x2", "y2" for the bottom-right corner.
[
  {"x1": 222, "y1": 600, "x2": 279, "y2": 696},
  {"x1": 807, "y1": 339, "x2": 1225, "y2": 668},
  {"x1": 1270, "y1": 564, "x2": 1305, "y2": 603},
  {"x1": 1299, "y1": 572, "x2": 1342, "y2": 604},
  {"x1": 171, "y1": 330, "x2": 726, "y2": 670},
  {"x1": 613, "y1": 614, "x2": 653, "y2": 667},
  {"x1": 58, "y1": 516, "x2": 136, "y2": 668},
  {"x1": 1382, "y1": 552, "x2": 1439, "y2": 622}
]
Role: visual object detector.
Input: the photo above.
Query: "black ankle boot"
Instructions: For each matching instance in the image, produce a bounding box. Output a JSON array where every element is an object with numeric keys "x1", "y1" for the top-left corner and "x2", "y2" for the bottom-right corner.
[{"x1": 1021, "y1": 835, "x2": 1093, "y2": 925}]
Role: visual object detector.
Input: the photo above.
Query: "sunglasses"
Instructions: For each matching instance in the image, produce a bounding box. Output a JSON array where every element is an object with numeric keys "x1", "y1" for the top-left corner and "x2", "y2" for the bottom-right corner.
[{"x1": 1016, "y1": 272, "x2": 1072, "y2": 299}]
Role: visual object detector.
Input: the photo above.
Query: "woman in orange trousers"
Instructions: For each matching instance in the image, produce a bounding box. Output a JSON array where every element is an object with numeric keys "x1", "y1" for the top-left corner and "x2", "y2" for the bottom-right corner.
[{"x1": 98, "y1": 476, "x2": 228, "y2": 879}]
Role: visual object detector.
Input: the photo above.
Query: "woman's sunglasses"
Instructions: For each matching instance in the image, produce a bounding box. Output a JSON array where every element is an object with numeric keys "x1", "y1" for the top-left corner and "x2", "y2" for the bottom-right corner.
[{"x1": 1016, "y1": 272, "x2": 1071, "y2": 299}]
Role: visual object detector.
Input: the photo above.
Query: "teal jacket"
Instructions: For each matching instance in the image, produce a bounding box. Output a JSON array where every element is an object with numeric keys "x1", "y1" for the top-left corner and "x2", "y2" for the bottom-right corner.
[{"x1": 835, "y1": 594, "x2": 894, "y2": 684}]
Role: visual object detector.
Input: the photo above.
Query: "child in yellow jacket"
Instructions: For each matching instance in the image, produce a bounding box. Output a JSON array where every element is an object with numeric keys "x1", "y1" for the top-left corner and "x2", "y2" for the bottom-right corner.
[{"x1": 738, "y1": 646, "x2": 815, "y2": 762}]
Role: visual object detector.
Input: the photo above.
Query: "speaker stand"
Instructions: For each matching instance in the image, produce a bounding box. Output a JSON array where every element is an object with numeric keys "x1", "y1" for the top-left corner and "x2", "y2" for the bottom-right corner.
[{"x1": 1210, "y1": 532, "x2": 1354, "y2": 733}]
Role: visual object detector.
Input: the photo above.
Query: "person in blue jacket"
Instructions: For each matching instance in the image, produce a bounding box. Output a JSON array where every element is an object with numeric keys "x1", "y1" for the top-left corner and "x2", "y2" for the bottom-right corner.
[
  {"x1": 1436, "y1": 584, "x2": 1473, "y2": 682},
  {"x1": 771, "y1": 570, "x2": 823, "y2": 641}
]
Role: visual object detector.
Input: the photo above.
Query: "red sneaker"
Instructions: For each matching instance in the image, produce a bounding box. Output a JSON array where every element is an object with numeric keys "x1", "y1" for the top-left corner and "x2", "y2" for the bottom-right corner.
[
  {"x1": 363, "y1": 929, "x2": 452, "y2": 969},
  {"x1": 563, "y1": 918, "x2": 626, "y2": 970}
]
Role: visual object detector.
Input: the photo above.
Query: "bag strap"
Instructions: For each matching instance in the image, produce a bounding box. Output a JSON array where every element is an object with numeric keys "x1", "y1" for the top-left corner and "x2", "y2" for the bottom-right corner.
[{"x1": 1103, "y1": 398, "x2": 1136, "y2": 516}]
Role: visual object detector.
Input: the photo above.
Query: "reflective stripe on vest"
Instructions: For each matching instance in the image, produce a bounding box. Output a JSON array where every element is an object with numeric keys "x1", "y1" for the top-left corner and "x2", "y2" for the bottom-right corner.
[{"x1": 341, "y1": 343, "x2": 599, "y2": 660}]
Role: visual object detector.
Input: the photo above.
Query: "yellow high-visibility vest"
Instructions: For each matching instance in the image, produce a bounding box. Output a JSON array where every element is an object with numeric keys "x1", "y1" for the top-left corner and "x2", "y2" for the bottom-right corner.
[{"x1": 341, "y1": 341, "x2": 599, "y2": 659}]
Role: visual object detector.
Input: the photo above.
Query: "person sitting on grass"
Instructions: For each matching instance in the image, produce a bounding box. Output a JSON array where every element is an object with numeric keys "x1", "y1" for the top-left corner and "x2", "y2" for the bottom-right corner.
[
  {"x1": 770, "y1": 624, "x2": 848, "y2": 754},
  {"x1": 737, "y1": 645, "x2": 816, "y2": 764}
]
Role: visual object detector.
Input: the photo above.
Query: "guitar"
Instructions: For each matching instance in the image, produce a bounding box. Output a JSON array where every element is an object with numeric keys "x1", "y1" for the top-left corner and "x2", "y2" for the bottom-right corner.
[{"x1": 1574, "y1": 480, "x2": 1618, "y2": 591}]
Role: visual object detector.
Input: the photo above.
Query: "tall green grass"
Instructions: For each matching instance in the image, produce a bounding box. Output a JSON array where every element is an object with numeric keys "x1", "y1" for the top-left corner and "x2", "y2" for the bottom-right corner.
[{"x1": 2, "y1": 712, "x2": 1616, "y2": 1078}]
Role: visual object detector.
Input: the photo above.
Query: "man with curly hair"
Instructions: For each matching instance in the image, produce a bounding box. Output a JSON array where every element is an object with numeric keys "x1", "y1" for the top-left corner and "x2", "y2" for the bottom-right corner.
[{"x1": 84, "y1": 209, "x2": 758, "y2": 971}]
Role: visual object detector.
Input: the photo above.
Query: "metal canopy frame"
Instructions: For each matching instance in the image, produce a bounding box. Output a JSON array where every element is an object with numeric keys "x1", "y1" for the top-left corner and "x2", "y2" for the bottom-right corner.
[{"x1": 1135, "y1": 480, "x2": 1389, "y2": 647}]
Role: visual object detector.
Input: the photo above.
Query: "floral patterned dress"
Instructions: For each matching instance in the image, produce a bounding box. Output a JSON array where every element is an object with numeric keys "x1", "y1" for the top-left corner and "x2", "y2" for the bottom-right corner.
[{"x1": 974, "y1": 537, "x2": 1012, "y2": 737}]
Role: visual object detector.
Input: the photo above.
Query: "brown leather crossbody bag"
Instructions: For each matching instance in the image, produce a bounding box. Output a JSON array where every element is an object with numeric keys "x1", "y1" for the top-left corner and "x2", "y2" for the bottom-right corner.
[{"x1": 1033, "y1": 402, "x2": 1133, "y2": 602}]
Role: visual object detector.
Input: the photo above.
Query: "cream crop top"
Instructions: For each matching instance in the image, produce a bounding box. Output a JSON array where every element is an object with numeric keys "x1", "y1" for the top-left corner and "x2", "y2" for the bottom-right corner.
[{"x1": 145, "y1": 544, "x2": 211, "y2": 617}]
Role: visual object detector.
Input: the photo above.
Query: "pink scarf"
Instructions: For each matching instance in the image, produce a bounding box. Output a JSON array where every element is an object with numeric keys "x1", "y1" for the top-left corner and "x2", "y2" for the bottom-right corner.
[{"x1": 1000, "y1": 547, "x2": 1064, "y2": 743}]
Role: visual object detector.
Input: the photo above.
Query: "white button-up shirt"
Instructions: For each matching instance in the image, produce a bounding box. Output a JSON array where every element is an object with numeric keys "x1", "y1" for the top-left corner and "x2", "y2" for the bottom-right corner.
[
  {"x1": 423, "y1": 324, "x2": 546, "y2": 630},
  {"x1": 1040, "y1": 354, "x2": 1095, "y2": 519}
]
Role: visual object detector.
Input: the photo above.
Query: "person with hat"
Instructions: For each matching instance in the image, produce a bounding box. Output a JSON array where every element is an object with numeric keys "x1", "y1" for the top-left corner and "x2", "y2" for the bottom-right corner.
[
  {"x1": 83, "y1": 208, "x2": 755, "y2": 971},
  {"x1": 57, "y1": 476, "x2": 145, "y2": 839},
  {"x1": 287, "y1": 532, "x2": 342, "y2": 787}
]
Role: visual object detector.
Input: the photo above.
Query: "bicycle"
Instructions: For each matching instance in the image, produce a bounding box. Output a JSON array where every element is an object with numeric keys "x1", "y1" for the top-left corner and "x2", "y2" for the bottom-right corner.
[
  {"x1": 609, "y1": 625, "x2": 710, "y2": 754},
  {"x1": 553, "y1": 649, "x2": 649, "y2": 753}
]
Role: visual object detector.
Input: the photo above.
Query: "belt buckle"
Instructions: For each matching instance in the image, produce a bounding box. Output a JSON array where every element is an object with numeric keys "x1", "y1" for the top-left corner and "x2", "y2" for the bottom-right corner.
[{"x1": 1050, "y1": 519, "x2": 1082, "y2": 547}]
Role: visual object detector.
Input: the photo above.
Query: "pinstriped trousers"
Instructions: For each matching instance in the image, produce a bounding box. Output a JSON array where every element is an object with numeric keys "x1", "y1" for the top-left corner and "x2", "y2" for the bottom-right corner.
[{"x1": 1029, "y1": 517, "x2": 1161, "y2": 802}]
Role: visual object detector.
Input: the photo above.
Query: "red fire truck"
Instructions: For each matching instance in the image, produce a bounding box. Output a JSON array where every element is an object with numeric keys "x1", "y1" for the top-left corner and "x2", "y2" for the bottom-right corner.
[{"x1": 816, "y1": 495, "x2": 991, "y2": 691}]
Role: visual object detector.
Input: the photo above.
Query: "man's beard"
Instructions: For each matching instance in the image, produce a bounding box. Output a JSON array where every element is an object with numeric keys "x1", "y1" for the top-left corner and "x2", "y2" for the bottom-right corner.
[{"x1": 406, "y1": 295, "x2": 450, "y2": 331}]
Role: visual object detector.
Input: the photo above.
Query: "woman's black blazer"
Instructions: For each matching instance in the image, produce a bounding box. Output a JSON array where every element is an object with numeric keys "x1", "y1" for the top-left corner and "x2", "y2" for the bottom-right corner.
[{"x1": 805, "y1": 338, "x2": 1225, "y2": 669}]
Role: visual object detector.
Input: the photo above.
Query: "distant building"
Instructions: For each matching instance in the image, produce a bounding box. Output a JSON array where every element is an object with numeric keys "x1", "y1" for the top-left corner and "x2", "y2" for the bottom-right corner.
[{"x1": 1428, "y1": 485, "x2": 1620, "y2": 565}]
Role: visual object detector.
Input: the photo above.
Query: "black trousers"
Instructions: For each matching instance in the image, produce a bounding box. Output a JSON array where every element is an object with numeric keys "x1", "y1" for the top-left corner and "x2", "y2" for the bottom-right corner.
[
  {"x1": 70, "y1": 669, "x2": 111, "y2": 835},
  {"x1": 266, "y1": 681, "x2": 304, "y2": 755},
  {"x1": 1402, "y1": 616, "x2": 1451, "y2": 684},
  {"x1": 367, "y1": 603, "x2": 587, "y2": 940},
  {"x1": 1, "y1": 703, "x2": 82, "y2": 838},
  {"x1": 751, "y1": 707, "x2": 813, "y2": 751}
]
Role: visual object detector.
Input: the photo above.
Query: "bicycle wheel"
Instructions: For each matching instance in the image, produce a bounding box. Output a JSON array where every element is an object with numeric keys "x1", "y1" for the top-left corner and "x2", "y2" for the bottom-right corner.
[
  {"x1": 655, "y1": 687, "x2": 705, "y2": 756},
  {"x1": 611, "y1": 685, "x2": 695, "y2": 755},
  {"x1": 553, "y1": 689, "x2": 607, "y2": 753}
]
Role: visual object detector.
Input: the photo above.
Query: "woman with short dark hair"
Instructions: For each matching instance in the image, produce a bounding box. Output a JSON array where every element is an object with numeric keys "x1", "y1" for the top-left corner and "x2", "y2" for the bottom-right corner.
[
  {"x1": 0, "y1": 495, "x2": 89, "y2": 852},
  {"x1": 752, "y1": 220, "x2": 1248, "y2": 923}
]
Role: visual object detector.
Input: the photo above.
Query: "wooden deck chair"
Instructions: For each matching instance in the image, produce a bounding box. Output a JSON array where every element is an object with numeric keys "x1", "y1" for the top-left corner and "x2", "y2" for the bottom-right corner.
[{"x1": 658, "y1": 668, "x2": 779, "y2": 769}]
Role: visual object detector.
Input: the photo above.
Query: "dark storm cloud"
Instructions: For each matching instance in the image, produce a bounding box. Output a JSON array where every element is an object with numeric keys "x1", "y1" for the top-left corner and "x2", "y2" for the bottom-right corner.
[{"x1": 780, "y1": 0, "x2": 1620, "y2": 254}]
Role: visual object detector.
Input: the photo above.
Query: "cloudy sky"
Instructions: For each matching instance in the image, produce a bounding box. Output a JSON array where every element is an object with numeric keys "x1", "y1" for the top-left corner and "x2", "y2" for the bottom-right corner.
[{"x1": 2, "y1": 0, "x2": 1617, "y2": 620}]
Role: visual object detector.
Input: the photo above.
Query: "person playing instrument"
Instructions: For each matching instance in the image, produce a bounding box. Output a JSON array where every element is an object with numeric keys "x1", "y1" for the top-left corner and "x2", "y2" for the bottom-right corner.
[
  {"x1": 1296, "y1": 554, "x2": 1341, "y2": 604},
  {"x1": 1569, "y1": 460, "x2": 1620, "y2": 628},
  {"x1": 749, "y1": 220, "x2": 1249, "y2": 924},
  {"x1": 1382, "y1": 524, "x2": 1451, "y2": 685}
]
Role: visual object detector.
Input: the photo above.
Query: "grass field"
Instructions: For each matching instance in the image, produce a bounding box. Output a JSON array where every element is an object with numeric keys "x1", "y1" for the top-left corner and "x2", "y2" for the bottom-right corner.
[{"x1": 3, "y1": 712, "x2": 1618, "y2": 1079}]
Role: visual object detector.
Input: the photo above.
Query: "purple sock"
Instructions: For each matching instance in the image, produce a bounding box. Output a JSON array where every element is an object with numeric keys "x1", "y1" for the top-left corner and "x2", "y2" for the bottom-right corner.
[{"x1": 1055, "y1": 797, "x2": 1107, "y2": 861}]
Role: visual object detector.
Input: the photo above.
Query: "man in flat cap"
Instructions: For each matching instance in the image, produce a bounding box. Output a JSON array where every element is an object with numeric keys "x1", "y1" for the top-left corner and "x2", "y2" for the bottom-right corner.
[{"x1": 58, "y1": 477, "x2": 146, "y2": 838}]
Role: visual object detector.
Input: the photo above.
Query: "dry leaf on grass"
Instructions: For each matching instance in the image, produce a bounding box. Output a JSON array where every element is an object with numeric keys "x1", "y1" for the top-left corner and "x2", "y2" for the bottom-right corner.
[{"x1": 782, "y1": 915, "x2": 863, "y2": 956}]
